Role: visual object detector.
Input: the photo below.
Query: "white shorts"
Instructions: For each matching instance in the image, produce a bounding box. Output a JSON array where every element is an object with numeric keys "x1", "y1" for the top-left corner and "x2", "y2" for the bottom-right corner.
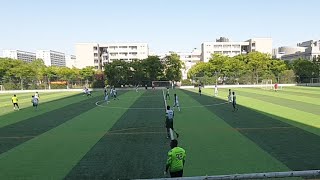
[{"x1": 174, "y1": 101, "x2": 179, "y2": 107}]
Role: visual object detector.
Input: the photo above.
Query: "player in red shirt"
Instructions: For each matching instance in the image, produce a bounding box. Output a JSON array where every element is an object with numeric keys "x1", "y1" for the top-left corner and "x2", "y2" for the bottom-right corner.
[{"x1": 274, "y1": 83, "x2": 278, "y2": 92}]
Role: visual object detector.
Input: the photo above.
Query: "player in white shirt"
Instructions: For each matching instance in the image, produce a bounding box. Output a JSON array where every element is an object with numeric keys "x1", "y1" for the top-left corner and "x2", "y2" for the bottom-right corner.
[
  {"x1": 165, "y1": 105, "x2": 179, "y2": 139},
  {"x1": 113, "y1": 88, "x2": 119, "y2": 100},
  {"x1": 104, "y1": 89, "x2": 110, "y2": 104},
  {"x1": 173, "y1": 94, "x2": 180, "y2": 112},
  {"x1": 135, "y1": 85, "x2": 139, "y2": 92},
  {"x1": 227, "y1": 89, "x2": 232, "y2": 103},
  {"x1": 31, "y1": 95, "x2": 39, "y2": 110},
  {"x1": 34, "y1": 92, "x2": 40, "y2": 100},
  {"x1": 214, "y1": 85, "x2": 218, "y2": 97},
  {"x1": 166, "y1": 87, "x2": 170, "y2": 100}
]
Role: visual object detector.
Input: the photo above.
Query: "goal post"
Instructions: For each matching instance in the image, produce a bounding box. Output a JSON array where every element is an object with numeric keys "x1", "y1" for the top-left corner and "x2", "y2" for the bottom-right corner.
[
  {"x1": 310, "y1": 77, "x2": 320, "y2": 85},
  {"x1": 152, "y1": 81, "x2": 173, "y2": 89},
  {"x1": 261, "y1": 79, "x2": 273, "y2": 90},
  {"x1": 0, "y1": 85, "x2": 4, "y2": 91}
]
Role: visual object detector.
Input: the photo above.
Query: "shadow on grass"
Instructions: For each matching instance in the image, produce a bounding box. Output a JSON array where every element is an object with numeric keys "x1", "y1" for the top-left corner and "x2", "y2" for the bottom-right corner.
[
  {"x1": 0, "y1": 93, "x2": 107, "y2": 155},
  {"x1": 182, "y1": 89, "x2": 320, "y2": 171},
  {"x1": 65, "y1": 90, "x2": 168, "y2": 180}
]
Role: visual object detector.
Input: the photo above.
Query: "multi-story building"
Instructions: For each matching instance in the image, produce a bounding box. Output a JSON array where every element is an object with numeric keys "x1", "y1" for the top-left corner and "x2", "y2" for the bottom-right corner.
[
  {"x1": 36, "y1": 50, "x2": 66, "y2": 67},
  {"x1": 274, "y1": 40, "x2": 320, "y2": 61},
  {"x1": 66, "y1": 55, "x2": 76, "y2": 68},
  {"x1": 2, "y1": 50, "x2": 36, "y2": 63},
  {"x1": 201, "y1": 37, "x2": 272, "y2": 62},
  {"x1": 155, "y1": 49, "x2": 201, "y2": 80},
  {"x1": 75, "y1": 42, "x2": 149, "y2": 69}
]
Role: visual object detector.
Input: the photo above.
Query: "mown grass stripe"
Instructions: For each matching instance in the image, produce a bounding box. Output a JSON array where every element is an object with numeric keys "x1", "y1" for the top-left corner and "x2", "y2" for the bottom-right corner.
[
  {"x1": 0, "y1": 94, "x2": 106, "y2": 155},
  {"x1": 184, "y1": 89, "x2": 320, "y2": 171},
  {"x1": 211, "y1": 89, "x2": 320, "y2": 137},
  {"x1": 0, "y1": 91, "x2": 135, "y2": 180},
  {"x1": 165, "y1": 89, "x2": 289, "y2": 176},
  {"x1": 0, "y1": 92, "x2": 85, "y2": 128},
  {"x1": 65, "y1": 90, "x2": 168, "y2": 180},
  {"x1": 238, "y1": 88, "x2": 320, "y2": 105},
  {"x1": 235, "y1": 89, "x2": 320, "y2": 115}
]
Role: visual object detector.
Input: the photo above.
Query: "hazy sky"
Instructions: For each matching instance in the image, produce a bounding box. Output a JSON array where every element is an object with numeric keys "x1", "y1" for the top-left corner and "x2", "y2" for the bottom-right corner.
[{"x1": 0, "y1": 0, "x2": 319, "y2": 55}]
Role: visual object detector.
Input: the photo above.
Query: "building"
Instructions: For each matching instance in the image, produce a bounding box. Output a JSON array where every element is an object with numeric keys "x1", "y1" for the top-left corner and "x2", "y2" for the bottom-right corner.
[
  {"x1": 66, "y1": 55, "x2": 77, "y2": 68},
  {"x1": 2, "y1": 50, "x2": 36, "y2": 63},
  {"x1": 201, "y1": 37, "x2": 272, "y2": 62},
  {"x1": 274, "y1": 40, "x2": 320, "y2": 61},
  {"x1": 36, "y1": 50, "x2": 66, "y2": 67},
  {"x1": 155, "y1": 49, "x2": 201, "y2": 80},
  {"x1": 75, "y1": 42, "x2": 149, "y2": 69}
]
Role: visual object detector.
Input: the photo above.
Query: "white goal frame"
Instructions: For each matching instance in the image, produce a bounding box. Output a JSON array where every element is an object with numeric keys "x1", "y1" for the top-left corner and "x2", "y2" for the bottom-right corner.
[
  {"x1": 0, "y1": 85, "x2": 4, "y2": 91},
  {"x1": 261, "y1": 79, "x2": 273, "y2": 90},
  {"x1": 152, "y1": 81, "x2": 173, "y2": 89}
]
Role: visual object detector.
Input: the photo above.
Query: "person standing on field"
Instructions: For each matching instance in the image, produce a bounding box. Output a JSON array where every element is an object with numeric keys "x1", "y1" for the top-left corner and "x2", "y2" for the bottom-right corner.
[{"x1": 165, "y1": 139, "x2": 186, "y2": 178}]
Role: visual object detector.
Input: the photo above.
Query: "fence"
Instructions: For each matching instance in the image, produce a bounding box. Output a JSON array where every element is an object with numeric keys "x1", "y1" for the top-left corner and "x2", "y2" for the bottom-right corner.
[{"x1": 136, "y1": 170, "x2": 320, "y2": 180}]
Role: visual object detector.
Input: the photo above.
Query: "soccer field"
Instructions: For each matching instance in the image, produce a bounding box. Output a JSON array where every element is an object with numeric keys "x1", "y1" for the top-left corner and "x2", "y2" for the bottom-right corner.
[{"x1": 0, "y1": 86, "x2": 319, "y2": 179}]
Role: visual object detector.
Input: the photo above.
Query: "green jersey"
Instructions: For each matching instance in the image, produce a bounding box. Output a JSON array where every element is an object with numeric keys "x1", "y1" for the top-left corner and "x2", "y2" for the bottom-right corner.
[{"x1": 166, "y1": 147, "x2": 186, "y2": 172}]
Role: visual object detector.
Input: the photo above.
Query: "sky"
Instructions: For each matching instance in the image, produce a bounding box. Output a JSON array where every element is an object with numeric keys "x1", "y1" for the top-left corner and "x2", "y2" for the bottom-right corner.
[{"x1": 0, "y1": 0, "x2": 319, "y2": 55}]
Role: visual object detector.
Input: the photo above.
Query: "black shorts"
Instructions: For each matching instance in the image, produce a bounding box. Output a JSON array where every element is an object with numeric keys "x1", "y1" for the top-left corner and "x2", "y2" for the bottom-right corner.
[
  {"x1": 33, "y1": 103, "x2": 38, "y2": 107},
  {"x1": 170, "y1": 170, "x2": 183, "y2": 177},
  {"x1": 13, "y1": 103, "x2": 18, "y2": 106},
  {"x1": 166, "y1": 119, "x2": 173, "y2": 129}
]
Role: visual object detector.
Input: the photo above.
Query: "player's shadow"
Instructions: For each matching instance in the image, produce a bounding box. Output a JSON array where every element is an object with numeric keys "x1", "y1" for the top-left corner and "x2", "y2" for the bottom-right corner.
[{"x1": 182, "y1": 89, "x2": 320, "y2": 171}]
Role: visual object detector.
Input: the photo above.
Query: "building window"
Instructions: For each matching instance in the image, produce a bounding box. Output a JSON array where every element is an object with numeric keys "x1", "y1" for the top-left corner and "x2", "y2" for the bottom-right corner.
[
  {"x1": 94, "y1": 66, "x2": 99, "y2": 69},
  {"x1": 93, "y1": 46, "x2": 98, "y2": 50},
  {"x1": 94, "y1": 53, "x2": 98, "y2": 57},
  {"x1": 252, "y1": 43, "x2": 256, "y2": 47},
  {"x1": 119, "y1": 46, "x2": 127, "y2": 48}
]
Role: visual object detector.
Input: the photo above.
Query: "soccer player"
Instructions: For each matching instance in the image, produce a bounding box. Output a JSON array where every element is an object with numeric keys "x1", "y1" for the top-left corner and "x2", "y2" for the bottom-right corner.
[
  {"x1": 228, "y1": 89, "x2": 232, "y2": 103},
  {"x1": 152, "y1": 83, "x2": 155, "y2": 90},
  {"x1": 34, "y1": 92, "x2": 40, "y2": 100},
  {"x1": 166, "y1": 87, "x2": 170, "y2": 100},
  {"x1": 232, "y1": 91, "x2": 238, "y2": 112},
  {"x1": 86, "y1": 88, "x2": 92, "y2": 97},
  {"x1": 173, "y1": 94, "x2": 180, "y2": 112},
  {"x1": 214, "y1": 85, "x2": 218, "y2": 97},
  {"x1": 135, "y1": 85, "x2": 139, "y2": 92},
  {"x1": 113, "y1": 88, "x2": 119, "y2": 100},
  {"x1": 12, "y1": 94, "x2": 19, "y2": 110},
  {"x1": 31, "y1": 95, "x2": 39, "y2": 110},
  {"x1": 165, "y1": 105, "x2": 179, "y2": 139},
  {"x1": 198, "y1": 85, "x2": 202, "y2": 96},
  {"x1": 165, "y1": 139, "x2": 186, "y2": 178},
  {"x1": 274, "y1": 83, "x2": 278, "y2": 92},
  {"x1": 104, "y1": 90, "x2": 110, "y2": 104}
]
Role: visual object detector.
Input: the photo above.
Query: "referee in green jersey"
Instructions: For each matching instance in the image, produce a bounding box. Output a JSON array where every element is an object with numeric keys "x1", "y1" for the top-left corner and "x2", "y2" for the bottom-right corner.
[{"x1": 165, "y1": 139, "x2": 186, "y2": 177}]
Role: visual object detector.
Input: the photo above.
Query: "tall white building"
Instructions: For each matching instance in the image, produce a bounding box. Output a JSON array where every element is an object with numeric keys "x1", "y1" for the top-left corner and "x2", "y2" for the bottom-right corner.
[
  {"x1": 36, "y1": 50, "x2": 66, "y2": 67},
  {"x1": 201, "y1": 37, "x2": 272, "y2": 62},
  {"x1": 2, "y1": 50, "x2": 36, "y2": 63},
  {"x1": 66, "y1": 55, "x2": 77, "y2": 68},
  {"x1": 75, "y1": 42, "x2": 149, "y2": 69}
]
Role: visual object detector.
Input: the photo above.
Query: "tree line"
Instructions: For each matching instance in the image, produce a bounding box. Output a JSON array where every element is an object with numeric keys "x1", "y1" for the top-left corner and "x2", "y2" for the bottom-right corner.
[
  {"x1": 104, "y1": 54, "x2": 183, "y2": 87},
  {"x1": 0, "y1": 58, "x2": 96, "y2": 90},
  {"x1": 187, "y1": 52, "x2": 320, "y2": 85}
]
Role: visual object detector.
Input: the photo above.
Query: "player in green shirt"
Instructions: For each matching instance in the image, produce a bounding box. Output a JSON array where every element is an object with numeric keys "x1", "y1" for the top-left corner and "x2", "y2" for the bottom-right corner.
[{"x1": 165, "y1": 139, "x2": 186, "y2": 177}]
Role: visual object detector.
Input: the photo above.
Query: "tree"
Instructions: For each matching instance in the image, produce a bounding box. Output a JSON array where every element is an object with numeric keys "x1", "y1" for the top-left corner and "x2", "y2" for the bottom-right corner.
[
  {"x1": 142, "y1": 56, "x2": 164, "y2": 82},
  {"x1": 80, "y1": 66, "x2": 95, "y2": 86},
  {"x1": 164, "y1": 53, "x2": 183, "y2": 82},
  {"x1": 104, "y1": 61, "x2": 130, "y2": 87},
  {"x1": 293, "y1": 58, "x2": 319, "y2": 83}
]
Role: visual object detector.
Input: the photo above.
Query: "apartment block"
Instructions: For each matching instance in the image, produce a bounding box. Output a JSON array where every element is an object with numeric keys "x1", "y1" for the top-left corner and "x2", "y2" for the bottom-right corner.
[
  {"x1": 2, "y1": 50, "x2": 36, "y2": 63},
  {"x1": 201, "y1": 37, "x2": 272, "y2": 62},
  {"x1": 75, "y1": 42, "x2": 149, "y2": 69},
  {"x1": 66, "y1": 55, "x2": 77, "y2": 68},
  {"x1": 36, "y1": 50, "x2": 66, "y2": 67},
  {"x1": 274, "y1": 40, "x2": 320, "y2": 61}
]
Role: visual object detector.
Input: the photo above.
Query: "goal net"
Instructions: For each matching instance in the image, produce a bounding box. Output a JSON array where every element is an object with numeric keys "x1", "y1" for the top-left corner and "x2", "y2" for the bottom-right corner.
[
  {"x1": 261, "y1": 79, "x2": 273, "y2": 90},
  {"x1": 152, "y1": 81, "x2": 172, "y2": 89},
  {"x1": 0, "y1": 85, "x2": 4, "y2": 91},
  {"x1": 310, "y1": 78, "x2": 320, "y2": 86}
]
